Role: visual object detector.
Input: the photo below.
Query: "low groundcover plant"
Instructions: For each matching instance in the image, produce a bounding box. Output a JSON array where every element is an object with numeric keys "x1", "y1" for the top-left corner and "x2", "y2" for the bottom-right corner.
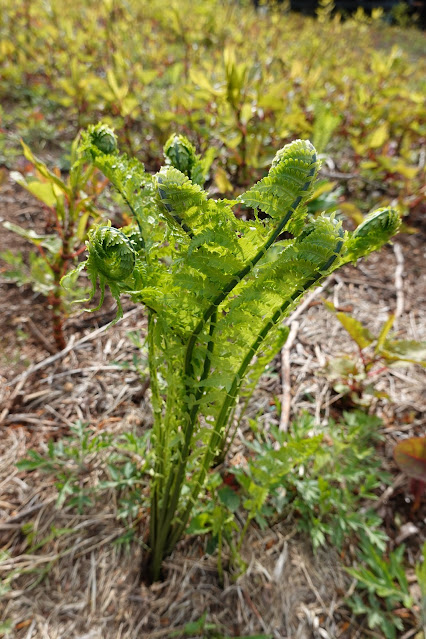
[{"x1": 64, "y1": 123, "x2": 400, "y2": 581}]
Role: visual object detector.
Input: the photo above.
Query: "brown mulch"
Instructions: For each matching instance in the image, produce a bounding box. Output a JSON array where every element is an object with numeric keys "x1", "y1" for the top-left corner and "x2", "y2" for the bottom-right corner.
[{"x1": 0, "y1": 176, "x2": 425, "y2": 638}]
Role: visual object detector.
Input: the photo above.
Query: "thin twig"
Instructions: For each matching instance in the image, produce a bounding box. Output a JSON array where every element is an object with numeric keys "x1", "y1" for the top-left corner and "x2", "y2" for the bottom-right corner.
[
  {"x1": 285, "y1": 275, "x2": 334, "y2": 325},
  {"x1": 1, "y1": 497, "x2": 57, "y2": 525},
  {"x1": 39, "y1": 365, "x2": 130, "y2": 383},
  {"x1": 279, "y1": 321, "x2": 299, "y2": 434},
  {"x1": 393, "y1": 242, "x2": 404, "y2": 323},
  {"x1": 5, "y1": 307, "x2": 140, "y2": 388},
  {"x1": 400, "y1": 629, "x2": 421, "y2": 639},
  {"x1": 0, "y1": 374, "x2": 27, "y2": 425},
  {"x1": 299, "y1": 560, "x2": 328, "y2": 614}
]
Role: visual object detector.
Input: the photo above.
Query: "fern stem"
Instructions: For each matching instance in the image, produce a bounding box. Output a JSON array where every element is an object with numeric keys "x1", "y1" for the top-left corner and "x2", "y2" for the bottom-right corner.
[
  {"x1": 164, "y1": 309, "x2": 217, "y2": 519},
  {"x1": 150, "y1": 310, "x2": 218, "y2": 577},
  {"x1": 93, "y1": 158, "x2": 146, "y2": 246},
  {"x1": 217, "y1": 526, "x2": 224, "y2": 585},
  {"x1": 148, "y1": 310, "x2": 164, "y2": 553}
]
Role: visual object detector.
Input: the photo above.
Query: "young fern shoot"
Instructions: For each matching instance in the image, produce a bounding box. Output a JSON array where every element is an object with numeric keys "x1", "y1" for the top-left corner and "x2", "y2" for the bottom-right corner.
[{"x1": 64, "y1": 124, "x2": 400, "y2": 581}]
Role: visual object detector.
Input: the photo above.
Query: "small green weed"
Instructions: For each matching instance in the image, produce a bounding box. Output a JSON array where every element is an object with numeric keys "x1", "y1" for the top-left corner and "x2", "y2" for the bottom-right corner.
[
  {"x1": 416, "y1": 542, "x2": 426, "y2": 635},
  {"x1": 242, "y1": 411, "x2": 389, "y2": 552},
  {"x1": 346, "y1": 541, "x2": 413, "y2": 639},
  {"x1": 169, "y1": 611, "x2": 272, "y2": 639},
  {"x1": 2, "y1": 136, "x2": 108, "y2": 350},
  {"x1": 187, "y1": 411, "x2": 389, "y2": 582},
  {"x1": 17, "y1": 421, "x2": 151, "y2": 521}
]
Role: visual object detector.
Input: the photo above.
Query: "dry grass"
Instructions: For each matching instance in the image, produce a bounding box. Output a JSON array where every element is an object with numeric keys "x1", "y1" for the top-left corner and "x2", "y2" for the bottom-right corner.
[{"x1": 0, "y1": 427, "x2": 350, "y2": 639}]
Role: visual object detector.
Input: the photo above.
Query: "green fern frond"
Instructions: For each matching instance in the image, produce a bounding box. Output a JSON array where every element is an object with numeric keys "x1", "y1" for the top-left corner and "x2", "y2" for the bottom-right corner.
[
  {"x1": 238, "y1": 139, "x2": 320, "y2": 223},
  {"x1": 156, "y1": 166, "x2": 209, "y2": 236},
  {"x1": 346, "y1": 207, "x2": 400, "y2": 261}
]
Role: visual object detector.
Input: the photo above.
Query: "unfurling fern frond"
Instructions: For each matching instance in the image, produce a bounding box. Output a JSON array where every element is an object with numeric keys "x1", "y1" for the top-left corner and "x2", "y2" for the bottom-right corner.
[
  {"x1": 237, "y1": 139, "x2": 320, "y2": 223},
  {"x1": 89, "y1": 123, "x2": 118, "y2": 155},
  {"x1": 164, "y1": 133, "x2": 205, "y2": 186},
  {"x1": 156, "y1": 166, "x2": 208, "y2": 236},
  {"x1": 88, "y1": 225, "x2": 136, "y2": 281},
  {"x1": 78, "y1": 124, "x2": 155, "y2": 246},
  {"x1": 346, "y1": 207, "x2": 400, "y2": 261},
  {"x1": 62, "y1": 224, "x2": 137, "y2": 321}
]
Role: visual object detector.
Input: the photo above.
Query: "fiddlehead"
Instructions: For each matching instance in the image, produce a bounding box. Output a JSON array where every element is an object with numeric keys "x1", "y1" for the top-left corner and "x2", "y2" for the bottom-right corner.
[
  {"x1": 238, "y1": 139, "x2": 320, "y2": 227},
  {"x1": 62, "y1": 224, "x2": 137, "y2": 321},
  {"x1": 89, "y1": 123, "x2": 118, "y2": 155},
  {"x1": 163, "y1": 134, "x2": 205, "y2": 186},
  {"x1": 345, "y1": 207, "x2": 400, "y2": 261},
  {"x1": 88, "y1": 225, "x2": 136, "y2": 281},
  {"x1": 121, "y1": 225, "x2": 145, "y2": 255}
]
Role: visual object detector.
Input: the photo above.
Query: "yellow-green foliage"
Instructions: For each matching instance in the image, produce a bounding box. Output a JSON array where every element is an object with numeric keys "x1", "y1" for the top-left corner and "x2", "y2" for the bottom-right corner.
[{"x1": 0, "y1": 0, "x2": 424, "y2": 213}]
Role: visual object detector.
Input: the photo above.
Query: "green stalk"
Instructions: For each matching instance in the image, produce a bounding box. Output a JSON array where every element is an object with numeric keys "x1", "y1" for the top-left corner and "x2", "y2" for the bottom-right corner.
[
  {"x1": 149, "y1": 310, "x2": 217, "y2": 580},
  {"x1": 148, "y1": 310, "x2": 164, "y2": 559},
  {"x1": 163, "y1": 310, "x2": 216, "y2": 516},
  {"x1": 217, "y1": 526, "x2": 224, "y2": 585},
  {"x1": 236, "y1": 515, "x2": 252, "y2": 554}
]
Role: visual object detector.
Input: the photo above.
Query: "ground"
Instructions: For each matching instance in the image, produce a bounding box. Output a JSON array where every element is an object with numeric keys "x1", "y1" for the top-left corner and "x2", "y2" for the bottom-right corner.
[{"x1": 0, "y1": 176, "x2": 425, "y2": 638}]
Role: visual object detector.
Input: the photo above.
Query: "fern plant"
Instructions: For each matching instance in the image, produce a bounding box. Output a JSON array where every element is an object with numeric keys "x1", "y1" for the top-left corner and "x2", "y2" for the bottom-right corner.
[{"x1": 65, "y1": 123, "x2": 400, "y2": 581}]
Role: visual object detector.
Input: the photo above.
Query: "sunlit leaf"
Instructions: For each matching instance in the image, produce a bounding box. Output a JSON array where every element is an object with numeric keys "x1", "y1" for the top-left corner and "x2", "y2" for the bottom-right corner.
[
  {"x1": 21, "y1": 141, "x2": 69, "y2": 195},
  {"x1": 375, "y1": 315, "x2": 395, "y2": 352},
  {"x1": 325, "y1": 302, "x2": 374, "y2": 349},
  {"x1": 214, "y1": 166, "x2": 233, "y2": 193},
  {"x1": 10, "y1": 171, "x2": 58, "y2": 207},
  {"x1": 3, "y1": 222, "x2": 62, "y2": 254},
  {"x1": 368, "y1": 123, "x2": 389, "y2": 149},
  {"x1": 383, "y1": 339, "x2": 426, "y2": 366}
]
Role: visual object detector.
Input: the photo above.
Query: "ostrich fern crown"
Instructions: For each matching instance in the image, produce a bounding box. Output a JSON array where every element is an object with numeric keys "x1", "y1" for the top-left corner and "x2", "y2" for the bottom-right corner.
[{"x1": 64, "y1": 122, "x2": 400, "y2": 581}]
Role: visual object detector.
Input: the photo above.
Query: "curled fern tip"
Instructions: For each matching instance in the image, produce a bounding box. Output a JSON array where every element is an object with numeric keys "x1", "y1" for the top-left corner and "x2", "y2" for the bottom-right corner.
[
  {"x1": 347, "y1": 207, "x2": 400, "y2": 261},
  {"x1": 88, "y1": 226, "x2": 136, "y2": 281},
  {"x1": 89, "y1": 123, "x2": 118, "y2": 155}
]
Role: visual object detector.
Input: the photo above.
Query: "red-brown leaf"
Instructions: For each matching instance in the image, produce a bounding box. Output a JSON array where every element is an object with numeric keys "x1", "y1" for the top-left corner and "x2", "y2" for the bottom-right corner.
[{"x1": 394, "y1": 436, "x2": 426, "y2": 481}]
